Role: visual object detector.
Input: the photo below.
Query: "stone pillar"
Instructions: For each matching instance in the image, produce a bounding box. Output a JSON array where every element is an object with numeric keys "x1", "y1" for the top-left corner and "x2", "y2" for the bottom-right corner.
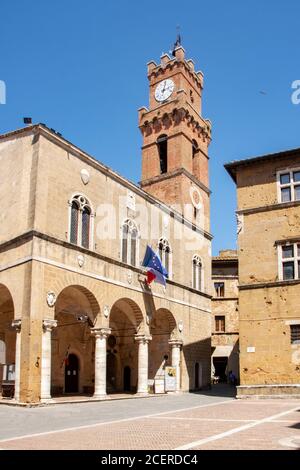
[
  {"x1": 11, "y1": 319, "x2": 21, "y2": 402},
  {"x1": 91, "y1": 328, "x2": 111, "y2": 398},
  {"x1": 135, "y1": 335, "x2": 152, "y2": 395},
  {"x1": 169, "y1": 339, "x2": 183, "y2": 392},
  {"x1": 41, "y1": 319, "x2": 57, "y2": 401}
]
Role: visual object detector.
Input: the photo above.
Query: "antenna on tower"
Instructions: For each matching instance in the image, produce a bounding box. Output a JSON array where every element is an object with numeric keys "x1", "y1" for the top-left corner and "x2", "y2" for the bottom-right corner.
[{"x1": 172, "y1": 25, "x2": 182, "y2": 56}]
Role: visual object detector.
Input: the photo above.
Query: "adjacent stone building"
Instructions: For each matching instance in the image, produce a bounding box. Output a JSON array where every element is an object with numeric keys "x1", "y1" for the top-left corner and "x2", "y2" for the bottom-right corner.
[
  {"x1": 0, "y1": 43, "x2": 213, "y2": 404},
  {"x1": 226, "y1": 149, "x2": 300, "y2": 397},
  {"x1": 211, "y1": 250, "x2": 239, "y2": 383}
]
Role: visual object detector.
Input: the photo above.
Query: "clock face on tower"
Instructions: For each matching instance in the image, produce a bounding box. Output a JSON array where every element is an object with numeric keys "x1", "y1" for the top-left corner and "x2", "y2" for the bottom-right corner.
[{"x1": 154, "y1": 79, "x2": 174, "y2": 102}]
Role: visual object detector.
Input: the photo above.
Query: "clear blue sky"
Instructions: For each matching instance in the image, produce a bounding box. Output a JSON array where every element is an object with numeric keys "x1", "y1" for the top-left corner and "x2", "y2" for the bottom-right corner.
[{"x1": 1, "y1": 0, "x2": 299, "y2": 255}]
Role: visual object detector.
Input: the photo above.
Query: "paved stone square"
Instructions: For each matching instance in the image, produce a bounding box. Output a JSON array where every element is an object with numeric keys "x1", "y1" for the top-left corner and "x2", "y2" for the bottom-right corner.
[{"x1": 0, "y1": 389, "x2": 299, "y2": 450}]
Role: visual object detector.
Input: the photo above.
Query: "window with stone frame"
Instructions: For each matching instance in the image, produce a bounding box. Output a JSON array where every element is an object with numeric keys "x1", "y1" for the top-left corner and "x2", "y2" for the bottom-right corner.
[
  {"x1": 278, "y1": 169, "x2": 300, "y2": 203},
  {"x1": 69, "y1": 195, "x2": 92, "y2": 249},
  {"x1": 280, "y1": 243, "x2": 300, "y2": 280},
  {"x1": 215, "y1": 316, "x2": 225, "y2": 333},
  {"x1": 290, "y1": 325, "x2": 300, "y2": 344},
  {"x1": 214, "y1": 282, "x2": 225, "y2": 297},
  {"x1": 192, "y1": 255, "x2": 202, "y2": 291},
  {"x1": 121, "y1": 219, "x2": 139, "y2": 267}
]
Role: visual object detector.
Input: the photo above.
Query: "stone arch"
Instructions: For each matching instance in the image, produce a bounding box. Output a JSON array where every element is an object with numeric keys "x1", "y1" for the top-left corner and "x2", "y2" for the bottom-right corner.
[
  {"x1": 51, "y1": 284, "x2": 101, "y2": 396},
  {"x1": 109, "y1": 298, "x2": 144, "y2": 333},
  {"x1": 0, "y1": 284, "x2": 15, "y2": 394},
  {"x1": 149, "y1": 308, "x2": 178, "y2": 384},
  {"x1": 152, "y1": 308, "x2": 177, "y2": 337},
  {"x1": 49, "y1": 273, "x2": 103, "y2": 319},
  {"x1": 55, "y1": 284, "x2": 100, "y2": 324},
  {"x1": 107, "y1": 298, "x2": 144, "y2": 392}
]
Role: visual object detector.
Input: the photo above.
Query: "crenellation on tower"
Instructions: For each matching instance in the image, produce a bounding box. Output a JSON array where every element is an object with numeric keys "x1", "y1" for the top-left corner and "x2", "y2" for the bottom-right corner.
[{"x1": 139, "y1": 43, "x2": 211, "y2": 231}]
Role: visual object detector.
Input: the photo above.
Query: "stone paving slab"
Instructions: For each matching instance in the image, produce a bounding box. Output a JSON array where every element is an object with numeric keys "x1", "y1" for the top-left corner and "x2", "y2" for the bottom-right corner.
[
  {"x1": 0, "y1": 398, "x2": 299, "y2": 450},
  {"x1": 164, "y1": 401, "x2": 299, "y2": 421},
  {"x1": 198, "y1": 421, "x2": 300, "y2": 450}
]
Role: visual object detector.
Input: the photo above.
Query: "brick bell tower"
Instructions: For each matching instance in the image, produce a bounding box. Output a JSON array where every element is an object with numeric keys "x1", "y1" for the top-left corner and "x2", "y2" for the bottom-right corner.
[{"x1": 139, "y1": 39, "x2": 211, "y2": 231}]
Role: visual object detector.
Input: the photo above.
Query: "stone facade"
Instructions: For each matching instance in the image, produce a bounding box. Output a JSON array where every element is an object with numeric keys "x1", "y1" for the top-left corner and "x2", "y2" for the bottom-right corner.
[
  {"x1": 226, "y1": 149, "x2": 300, "y2": 397},
  {"x1": 0, "y1": 45, "x2": 213, "y2": 404},
  {"x1": 211, "y1": 250, "x2": 239, "y2": 383}
]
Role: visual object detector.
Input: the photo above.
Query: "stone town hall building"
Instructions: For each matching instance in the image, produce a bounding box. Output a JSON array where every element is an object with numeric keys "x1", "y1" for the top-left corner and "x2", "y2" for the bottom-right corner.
[{"x1": 0, "y1": 44, "x2": 213, "y2": 404}]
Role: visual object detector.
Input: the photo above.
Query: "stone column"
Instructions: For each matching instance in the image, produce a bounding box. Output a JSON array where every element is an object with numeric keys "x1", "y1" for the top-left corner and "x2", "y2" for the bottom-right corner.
[
  {"x1": 91, "y1": 328, "x2": 111, "y2": 398},
  {"x1": 169, "y1": 339, "x2": 183, "y2": 392},
  {"x1": 135, "y1": 335, "x2": 152, "y2": 395},
  {"x1": 41, "y1": 319, "x2": 57, "y2": 401},
  {"x1": 11, "y1": 319, "x2": 21, "y2": 402}
]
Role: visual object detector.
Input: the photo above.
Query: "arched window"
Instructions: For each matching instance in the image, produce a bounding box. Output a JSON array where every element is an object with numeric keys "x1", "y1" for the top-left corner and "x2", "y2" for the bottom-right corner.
[
  {"x1": 158, "y1": 238, "x2": 172, "y2": 279},
  {"x1": 81, "y1": 206, "x2": 91, "y2": 249},
  {"x1": 192, "y1": 255, "x2": 202, "y2": 291},
  {"x1": 69, "y1": 195, "x2": 92, "y2": 249},
  {"x1": 192, "y1": 139, "x2": 199, "y2": 175},
  {"x1": 157, "y1": 134, "x2": 168, "y2": 174},
  {"x1": 121, "y1": 219, "x2": 139, "y2": 267},
  {"x1": 192, "y1": 139, "x2": 198, "y2": 159},
  {"x1": 70, "y1": 200, "x2": 79, "y2": 244}
]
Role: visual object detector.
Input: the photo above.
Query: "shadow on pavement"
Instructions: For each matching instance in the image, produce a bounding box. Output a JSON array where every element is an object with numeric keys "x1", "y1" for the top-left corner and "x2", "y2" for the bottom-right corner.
[{"x1": 190, "y1": 383, "x2": 237, "y2": 398}]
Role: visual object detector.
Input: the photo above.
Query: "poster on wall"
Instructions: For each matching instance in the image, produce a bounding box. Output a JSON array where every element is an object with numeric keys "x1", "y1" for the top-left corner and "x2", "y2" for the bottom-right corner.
[{"x1": 165, "y1": 366, "x2": 176, "y2": 391}]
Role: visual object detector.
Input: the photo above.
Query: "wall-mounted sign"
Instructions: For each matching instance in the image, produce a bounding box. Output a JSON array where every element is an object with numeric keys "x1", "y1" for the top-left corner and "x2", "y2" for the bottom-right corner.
[
  {"x1": 127, "y1": 191, "x2": 136, "y2": 211},
  {"x1": 247, "y1": 346, "x2": 256, "y2": 353}
]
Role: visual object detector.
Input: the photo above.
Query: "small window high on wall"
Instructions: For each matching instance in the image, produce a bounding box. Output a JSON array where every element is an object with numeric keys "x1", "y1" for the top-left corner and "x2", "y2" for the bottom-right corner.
[{"x1": 157, "y1": 135, "x2": 168, "y2": 174}]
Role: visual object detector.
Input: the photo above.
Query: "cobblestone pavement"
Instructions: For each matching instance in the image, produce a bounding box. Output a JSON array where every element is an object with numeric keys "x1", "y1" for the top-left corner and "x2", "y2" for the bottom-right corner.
[{"x1": 0, "y1": 389, "x2": 299, "y2": 450}]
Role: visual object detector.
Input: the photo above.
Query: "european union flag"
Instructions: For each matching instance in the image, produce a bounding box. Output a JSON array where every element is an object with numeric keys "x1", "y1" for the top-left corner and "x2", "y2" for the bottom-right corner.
[{"x1": 142, "y1": 245, "x2": 168, "y2": 286}]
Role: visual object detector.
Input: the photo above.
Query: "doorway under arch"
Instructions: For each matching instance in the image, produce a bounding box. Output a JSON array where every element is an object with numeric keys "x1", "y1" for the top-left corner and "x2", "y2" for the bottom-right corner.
[
  {"x1": 0, "y1": 284, "x2": 15, "y2": 398},
  {"x1": 52, "y1": 284, "x2": 100, "y2": 396},
  {"x1": 108, "y1": 298, "x2": 144, "y2": 393},
  {"x1": 65, "y1": 353, "x2": 79, "y2": 393},
  {"x1": 123, "y1": 366, "x2": 131, "y2": 392}
]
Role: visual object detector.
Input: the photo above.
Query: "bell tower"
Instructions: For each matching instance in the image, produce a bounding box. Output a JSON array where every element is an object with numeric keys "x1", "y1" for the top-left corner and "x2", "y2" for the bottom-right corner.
[{"x1": 139, "y1": 41, "x2": 211, "y2": 231}]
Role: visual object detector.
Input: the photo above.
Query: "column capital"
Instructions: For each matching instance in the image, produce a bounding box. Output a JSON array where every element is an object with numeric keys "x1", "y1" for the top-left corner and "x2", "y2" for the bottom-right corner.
[
  {"x1": 168, "y1": 339, "x2": 183, "y2": 348},
  {"x1": 42, "y1": 319, "x2": 57, "y2": 332},
  {"x1": 135, "y1": 334, "x2": 152, "y2": 344},
  {"x1": 91, "y1": 327, "x2": 111, "y2": 339},
  {"x1": 11, "y1": 319, "x2": 21, "y2": 332}
]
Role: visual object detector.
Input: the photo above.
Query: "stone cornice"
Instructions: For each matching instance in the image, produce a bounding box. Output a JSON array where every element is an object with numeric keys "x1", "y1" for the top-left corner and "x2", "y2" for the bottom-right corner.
[
  {"x1": 225, "y1": 147, "x2": 300, "y2": 183},
  {"x1": 275, "y1": 237, "x2": 300, "y2": 245},
  {"x1": 148, "y1": 57, "x2": 203, "y2": 89},
  {"x1": 0, "y1": 124, "x2": 212, "y2": 239},
  {"x1": 141, "y1": 131, "x2": 210, "y2": 161},
  {"x1": 236, "y1": 199, "x2": 300, "y2": 216},
  {"x1": 212, "y1": 297, "x2": 238, "y2": 301},
  {"x1": 212, "y1": 332, "x2": 239, "y2": 336},
  {"x1": 139, "y1": 105, "x2": 211, "y2": 142},
  {"x1": 0, "y1": 230, "x2": 212, "y2": 300},
  {"x1": 140, "y1": 167, "x2": 211, "y2": 196},
  {"x1": 239, "y1": 279, "x2": 300, "y2": 290},
  {"x1": 212, "y1": 275, "x2": 239, "y2": 279}
]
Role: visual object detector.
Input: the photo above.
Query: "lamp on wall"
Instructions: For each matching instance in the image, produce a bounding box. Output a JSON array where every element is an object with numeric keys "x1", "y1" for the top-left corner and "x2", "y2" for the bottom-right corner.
[{"x1": 76, "y1": 314, "x2": 94, "y2": 327}]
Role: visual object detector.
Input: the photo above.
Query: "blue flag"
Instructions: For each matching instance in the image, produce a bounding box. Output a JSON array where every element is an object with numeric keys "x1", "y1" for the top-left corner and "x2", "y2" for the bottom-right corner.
[{"x1": 142, "y1": 245, "x2": 168, "y2": 286}]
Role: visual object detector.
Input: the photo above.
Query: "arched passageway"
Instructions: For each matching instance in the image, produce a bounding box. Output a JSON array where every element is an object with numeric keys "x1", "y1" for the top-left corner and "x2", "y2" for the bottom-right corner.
[
  {"x1": 108, "y1": 298, "x2": 144, "y2": 393},
  {"x1": 149, "y1": 309, "x2": 181, "y2": 392},
  {"x1": 0, "y1": 284, "x2": 15, "y2": 398},
  {"x1": 51, "y1": 285, "x2": 100, "y2": 396}
]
